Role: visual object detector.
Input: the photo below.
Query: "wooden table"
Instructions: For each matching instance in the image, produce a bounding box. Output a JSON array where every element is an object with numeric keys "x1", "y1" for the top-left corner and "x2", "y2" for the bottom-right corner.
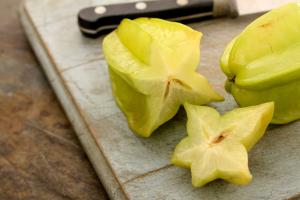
[{"x1": 0, "y1": 0, "x2": 108, "y2": 199}]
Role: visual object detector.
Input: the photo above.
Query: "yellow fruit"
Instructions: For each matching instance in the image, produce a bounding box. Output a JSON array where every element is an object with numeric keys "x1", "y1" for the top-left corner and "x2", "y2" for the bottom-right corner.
[
  {"x1": 103, "y1": 18, "x2": 223, "y2": 137},
  {"x1": 221, "y1": 3, "x2": 300, "y2": 124},
  {"x1": 172, "y1": 102, "x2": 274, "y2": 187}
]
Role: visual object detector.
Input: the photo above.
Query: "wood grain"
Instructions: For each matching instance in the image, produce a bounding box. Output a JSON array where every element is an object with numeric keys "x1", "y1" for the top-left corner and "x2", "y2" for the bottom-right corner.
[
  {"x1": 20, "y1": 0, "x2": 300, "y2": 199},
  {"x1": 0, "y1": 0, "x2": 108, "y2": 199}
]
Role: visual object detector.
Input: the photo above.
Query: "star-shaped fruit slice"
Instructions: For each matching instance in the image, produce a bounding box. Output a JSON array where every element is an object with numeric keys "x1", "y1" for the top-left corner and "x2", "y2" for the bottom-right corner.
[
  {"x1": 172, "y1": 102, "x2": 274, "y2": 187},
  {"x1": 103, "y1": 18, "x2": 223, "y2": 137}
]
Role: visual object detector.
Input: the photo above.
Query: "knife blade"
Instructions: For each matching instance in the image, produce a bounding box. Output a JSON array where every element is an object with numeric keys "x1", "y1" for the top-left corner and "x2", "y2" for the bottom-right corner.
[{"x1": 78, "y1": 0, "x2": 299, "y2": 38}]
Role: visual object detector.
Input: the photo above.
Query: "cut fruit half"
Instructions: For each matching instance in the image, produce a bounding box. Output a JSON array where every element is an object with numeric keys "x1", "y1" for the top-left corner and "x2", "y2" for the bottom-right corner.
[{"x1": 103, "y1": 18, "x2": 223, "y2": 137}]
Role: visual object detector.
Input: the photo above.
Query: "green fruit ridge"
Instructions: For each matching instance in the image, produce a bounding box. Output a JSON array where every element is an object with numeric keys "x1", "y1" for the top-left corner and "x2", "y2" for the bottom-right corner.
[
  {"x1": 103, "y1": 18, "x2": 223, "y2": 137},
  {"x1": 172, "y1": 102, "x2": 274, "y2": 187},
  {"x1": 221, "y1": 3, "x2": 300, "y2": 124}
]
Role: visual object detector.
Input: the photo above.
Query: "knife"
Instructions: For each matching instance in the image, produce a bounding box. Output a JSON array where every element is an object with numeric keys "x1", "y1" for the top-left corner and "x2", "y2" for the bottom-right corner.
[{"x1": 78, "y1": 0, "x2": 299, "y2": 38}]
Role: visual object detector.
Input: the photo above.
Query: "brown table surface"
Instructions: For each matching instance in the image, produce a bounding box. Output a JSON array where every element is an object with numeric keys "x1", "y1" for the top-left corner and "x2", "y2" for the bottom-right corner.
[{"x1": 0, "y1": 0, "x2": 109, "y2": 199}]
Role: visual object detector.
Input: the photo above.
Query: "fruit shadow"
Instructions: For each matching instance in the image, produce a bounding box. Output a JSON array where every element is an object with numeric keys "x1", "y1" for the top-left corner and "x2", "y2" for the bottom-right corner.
[{"x1": 134, "y1": 106, "x2": 188, "y2": 163}]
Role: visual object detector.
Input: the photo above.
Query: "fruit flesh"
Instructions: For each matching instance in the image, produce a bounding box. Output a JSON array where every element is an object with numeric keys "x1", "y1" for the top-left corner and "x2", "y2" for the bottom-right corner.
[
  {"x1": 172, "y1": 102, "x2": 274, "y2": 187},
  {"x1": 103, "y1": 18, "x2": 223, "y2": 137},
  {"x1": 221, "y1": 3, "x2": 300, "y2": 124}
]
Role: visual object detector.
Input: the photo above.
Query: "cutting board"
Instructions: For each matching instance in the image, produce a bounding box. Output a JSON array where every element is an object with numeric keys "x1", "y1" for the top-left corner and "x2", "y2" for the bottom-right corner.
[{"x1": 19, "y1": 1, "x2": 300, "y2": 199}]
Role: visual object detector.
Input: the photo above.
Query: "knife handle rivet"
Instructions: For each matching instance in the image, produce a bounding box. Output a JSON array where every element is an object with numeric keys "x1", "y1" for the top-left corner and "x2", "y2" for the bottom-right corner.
[
  {"x1": 176, "y1": 0, "x2": 188, "y2": 6},
  {"x1": 135, "y1": 2, "x2": 147, "y2": 10},
  {"x1": 94, "y1": 6, "x2": 107, "y2": 15}
]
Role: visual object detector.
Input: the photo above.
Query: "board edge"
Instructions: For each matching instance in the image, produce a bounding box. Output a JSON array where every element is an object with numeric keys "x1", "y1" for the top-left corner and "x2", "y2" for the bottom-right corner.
[{"x1": 18, "y1": 2, "x2": 129, "y2": 200}]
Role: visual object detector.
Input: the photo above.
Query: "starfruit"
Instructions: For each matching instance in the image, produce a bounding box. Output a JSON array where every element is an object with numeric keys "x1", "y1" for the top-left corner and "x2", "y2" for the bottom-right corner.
[
  {"x1": 172, "y1": 102, "x2": 274, "y2": 187},
  {"x1": 103, "y1": 18, "x2": 223, "y2": 137},
  {"x1": 221, "y1": 3, "x2": 300, "y2": 124}
]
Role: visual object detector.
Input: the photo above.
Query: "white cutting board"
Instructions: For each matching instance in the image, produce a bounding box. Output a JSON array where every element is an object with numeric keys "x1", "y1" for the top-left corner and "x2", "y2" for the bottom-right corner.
[{"x1": 20, "y1": 0, "x2": 300, "y2": 199}]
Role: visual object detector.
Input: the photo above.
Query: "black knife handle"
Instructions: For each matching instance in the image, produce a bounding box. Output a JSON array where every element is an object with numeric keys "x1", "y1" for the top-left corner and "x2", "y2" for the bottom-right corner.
[{"x1": 78, "y1": 0, "x2": 215, "y2": 38}]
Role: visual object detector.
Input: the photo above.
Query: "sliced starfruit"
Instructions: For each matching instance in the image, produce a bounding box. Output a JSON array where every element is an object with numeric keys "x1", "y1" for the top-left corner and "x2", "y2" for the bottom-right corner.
[
  {"x1": 103, "y1": 18, "x2": 223, "y2": 137},
  {"x1": 172, "y1": 102, "x2": 274, "y2": 187},
  {"x1": 221, "y1": 3, "x2": 300, "y2": 124}
]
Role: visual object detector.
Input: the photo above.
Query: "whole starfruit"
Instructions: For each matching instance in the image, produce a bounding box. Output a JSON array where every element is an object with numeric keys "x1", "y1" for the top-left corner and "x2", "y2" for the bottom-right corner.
[
  {"x1": 103, "y1": 18, "x2": 223, "y2": 137},
  {"x1": 221, "y1": 3, "x2": 300, "y2": 124}
]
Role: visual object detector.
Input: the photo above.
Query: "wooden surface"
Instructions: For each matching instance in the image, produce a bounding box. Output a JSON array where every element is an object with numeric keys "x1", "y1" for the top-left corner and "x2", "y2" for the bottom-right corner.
[
  {"x1": 0, "y1": 0, "x2": 108, "y2": 199},
  {"x1": 20, "y1": 0, "x2": 300, "y2": 199}
]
